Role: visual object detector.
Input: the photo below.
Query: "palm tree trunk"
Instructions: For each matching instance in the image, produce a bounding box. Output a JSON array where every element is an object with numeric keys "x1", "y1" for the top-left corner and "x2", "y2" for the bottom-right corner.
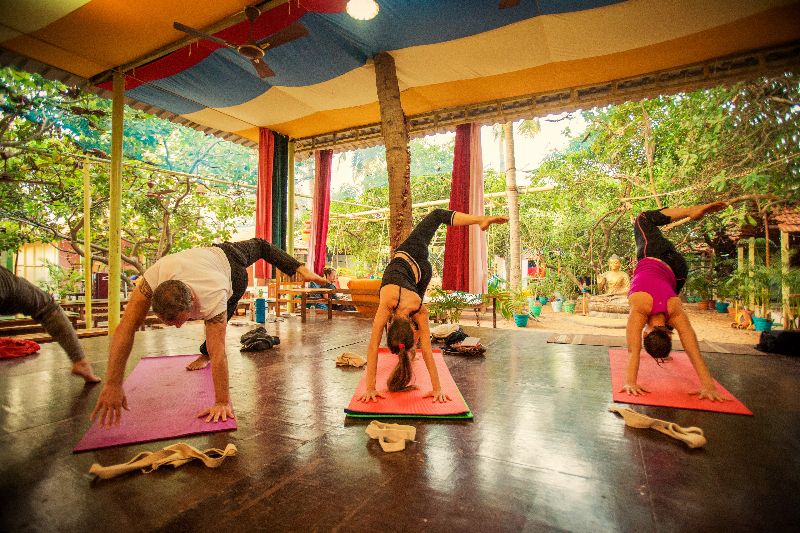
[
  {"x1": 503, "y1": 122, "x2": 521, "y2": 287},
  {"x1": 374, "y1": 52, "x2": 412, "y2": 252}
]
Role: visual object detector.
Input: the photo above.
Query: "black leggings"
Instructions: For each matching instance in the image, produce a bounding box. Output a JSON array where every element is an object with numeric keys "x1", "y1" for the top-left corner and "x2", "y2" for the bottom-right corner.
[
  {"x1": 633, "y1": 209, "x2": 688, "y2": 293},
  {"x1": 199, "y1": 239, "x2": 301, "y2": 355},
  {"x1": 381, "y1": 209, "x2": 455, "y2": 298}
]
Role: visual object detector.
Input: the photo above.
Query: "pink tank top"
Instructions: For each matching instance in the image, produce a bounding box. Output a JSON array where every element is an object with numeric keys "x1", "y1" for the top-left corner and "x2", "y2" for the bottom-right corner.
[{"x1": 629, "y1": 258, "x2": 676, "y2": 315}]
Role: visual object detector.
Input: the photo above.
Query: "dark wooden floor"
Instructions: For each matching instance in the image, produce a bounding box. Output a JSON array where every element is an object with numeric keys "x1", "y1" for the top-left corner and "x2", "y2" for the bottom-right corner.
[{"x1": 1, "y1": 316, "x2": 798, "y2": 532}]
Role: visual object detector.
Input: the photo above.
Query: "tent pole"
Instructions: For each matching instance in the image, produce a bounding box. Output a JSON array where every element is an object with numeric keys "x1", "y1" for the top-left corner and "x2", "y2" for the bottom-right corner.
[
  {"x1": 288, "y1": 141, "x2": 295, "y2": 256},
  {"x1": 108, "y1": 71, "x2": 124, "y2": 334},
  {"x1": 83, "y1": 158, "x2": 93, "y2": 326}
]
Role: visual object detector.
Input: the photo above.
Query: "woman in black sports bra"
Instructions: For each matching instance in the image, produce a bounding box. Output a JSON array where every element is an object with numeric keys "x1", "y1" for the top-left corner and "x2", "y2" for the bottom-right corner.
[{"x1": 359, "y1": 209, "x2": 508, "y2": 403}]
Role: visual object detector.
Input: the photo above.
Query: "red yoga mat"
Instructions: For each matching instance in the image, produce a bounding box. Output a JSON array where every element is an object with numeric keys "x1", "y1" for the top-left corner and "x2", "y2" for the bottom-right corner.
[
  {"x1": 609, "y1": 348, "x2": 752, "y2": 415},
  {"x1": 74, "y1": 355, "x2": 236, "y2": 452},
  {"x1": 345, "y1": 348, "x2": 470, "y2": 417}
]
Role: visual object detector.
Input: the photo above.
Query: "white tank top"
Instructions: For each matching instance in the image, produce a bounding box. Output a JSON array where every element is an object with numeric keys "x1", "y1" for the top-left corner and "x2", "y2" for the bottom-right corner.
[{"x1": 143, "y1": 247, "x2": 232, "y2": 320}]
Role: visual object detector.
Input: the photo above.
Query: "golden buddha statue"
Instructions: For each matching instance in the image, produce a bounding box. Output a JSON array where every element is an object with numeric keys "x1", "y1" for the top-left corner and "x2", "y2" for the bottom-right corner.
[
  {"x1": 596, "y1": 255, "x2": 630, "y2": 296},
  {"x1": 589, "y1": 255, "x2": 631, "y2": 314}
]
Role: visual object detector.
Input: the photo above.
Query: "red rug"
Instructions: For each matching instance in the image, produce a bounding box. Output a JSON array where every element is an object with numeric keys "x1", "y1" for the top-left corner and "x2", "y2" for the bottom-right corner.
[
  {"x1": 345, "y1": 348, "x2": 471, "y2": 418},
  {"x1": 609, "y1": 348, "x2": 752, "y2": 415},
  {"x1": 74, "y1": 355, "x2": 236, "y2": 452}
]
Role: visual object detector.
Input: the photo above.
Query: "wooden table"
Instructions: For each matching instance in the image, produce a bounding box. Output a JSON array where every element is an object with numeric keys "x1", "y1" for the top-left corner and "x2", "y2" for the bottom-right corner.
[{"x1": 284, "y1": 288, "x2": 333, "y2": 323}]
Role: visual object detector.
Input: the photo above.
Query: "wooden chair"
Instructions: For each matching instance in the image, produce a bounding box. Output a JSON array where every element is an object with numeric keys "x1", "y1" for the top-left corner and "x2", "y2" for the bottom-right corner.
[{"x1": 270, "y1": 269, "x2": 306, "y2": 316}]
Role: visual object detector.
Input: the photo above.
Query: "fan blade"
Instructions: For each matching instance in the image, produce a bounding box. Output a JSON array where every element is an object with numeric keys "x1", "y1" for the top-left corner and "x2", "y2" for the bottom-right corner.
[
  {"x1": 499, "y1": 0, "x2": 520, "y2": 8},
  {"x1": 256, "y1": 22, "x2": 308, "y2": 50},
  {"x1": 174, "y1": 21, "x2": 236, "y2": 49},
  {"x1": 251, "y1": 58, "x2": 275, "y2": 78}
]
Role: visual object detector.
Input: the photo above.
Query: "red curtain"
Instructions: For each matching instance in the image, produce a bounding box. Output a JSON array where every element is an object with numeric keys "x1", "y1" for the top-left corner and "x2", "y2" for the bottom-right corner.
[
  {"x1": 255, "y1": 128, "x2": 274, "y2": 279},
  {"x1": 442, "y1": 124, "x2": 471, "y2": 291},
  {"x1": 309, "y1": 149, "x2": 332, "y2": 275}
]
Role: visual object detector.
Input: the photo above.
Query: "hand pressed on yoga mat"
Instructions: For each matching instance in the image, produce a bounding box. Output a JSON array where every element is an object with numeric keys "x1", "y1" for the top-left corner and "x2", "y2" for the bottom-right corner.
[
  {"x1": 690, "y1": 387, "x2": 729, "y2": 402},
  {"x1": 197, "y1": 402, "x2": 235, "y2": 423},
  {"x1": 619, "y1": 383, "x2": 649, "y2": 397},
  {"x1": 424, "y1": 389, "x2": 451, "y2": 403},
  {"x1": 359, "y1": 389, "x2": 386, "y2": 402},
  {"x1": 90, "y1": 384, "x2": 129, "y2": 428}
]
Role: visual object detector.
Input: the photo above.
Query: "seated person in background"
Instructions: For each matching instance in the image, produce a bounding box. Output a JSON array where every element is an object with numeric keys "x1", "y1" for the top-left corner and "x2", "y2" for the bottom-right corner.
[
  {"x1": 308, "y1": 267, "x2": 355, "y2": 311},
  {"x1": 0, "y1": 266, "x2": 100, "y2": 383}
]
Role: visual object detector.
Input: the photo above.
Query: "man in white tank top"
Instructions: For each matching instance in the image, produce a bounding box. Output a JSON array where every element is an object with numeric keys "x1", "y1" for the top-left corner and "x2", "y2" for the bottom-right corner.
[{"x1": 90, "y1": 239, "x2": 326, "y2": 426}]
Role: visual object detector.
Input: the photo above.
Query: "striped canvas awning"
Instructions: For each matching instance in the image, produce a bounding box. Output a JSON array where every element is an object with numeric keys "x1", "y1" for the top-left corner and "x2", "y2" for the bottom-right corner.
[{"x1": 2, "y1": 0, "x2": 799, "y2": 151}]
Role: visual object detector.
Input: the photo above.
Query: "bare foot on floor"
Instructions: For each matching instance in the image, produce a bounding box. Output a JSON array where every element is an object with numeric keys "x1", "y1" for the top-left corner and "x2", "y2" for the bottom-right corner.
[
  {"x1": 71, "y1": 359, "x2": 101, "y2": 383},
  {"x1": 186, "y1": 355, "x2": 210, "y2": 370}
]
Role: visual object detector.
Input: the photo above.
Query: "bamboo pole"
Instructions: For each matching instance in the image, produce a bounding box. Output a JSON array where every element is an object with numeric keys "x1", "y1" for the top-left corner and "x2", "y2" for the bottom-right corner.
[
  {"x1": 83, "y1": 158, "x2": 93, "y2": 326},
  {"x1": 329, "y1": 186, "x2": 554, "y2": 219},
  {"x1": 736, "y1": 243, "x2": 744, "y2": 318},
  {"x1": 287, "y1": 141, "x2": 295, "y2": 256},
  {"x1": 782, "y1": 230, "x2": 790, "y2": 326},
  {"x1": 108, "y1": 71, "x2": 124, "y2": 334},
  {"x1": 749, "y1": 237, "x2": 756, "y2": 311}
]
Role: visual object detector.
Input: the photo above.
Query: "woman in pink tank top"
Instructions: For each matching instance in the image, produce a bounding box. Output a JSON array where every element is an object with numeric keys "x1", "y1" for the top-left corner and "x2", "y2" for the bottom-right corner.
[{"x1": 622, "y1": 202, "x2": 729, "y2": 402}]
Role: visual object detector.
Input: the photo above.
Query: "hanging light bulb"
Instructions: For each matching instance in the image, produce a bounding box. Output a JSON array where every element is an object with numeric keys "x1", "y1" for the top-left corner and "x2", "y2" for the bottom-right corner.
[{"x1": 346, "y1": 0, "x2": 379, "y2": 20}]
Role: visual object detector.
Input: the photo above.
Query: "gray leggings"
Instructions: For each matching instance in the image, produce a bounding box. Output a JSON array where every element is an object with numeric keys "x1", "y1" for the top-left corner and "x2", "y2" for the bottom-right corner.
[{"x1": 0, "y1": 266, "x2": 84, "y2": 362}]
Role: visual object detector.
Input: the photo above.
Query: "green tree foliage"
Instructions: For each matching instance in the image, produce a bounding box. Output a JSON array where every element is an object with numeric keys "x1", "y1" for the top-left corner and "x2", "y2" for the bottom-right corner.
[
  {"x1": 519, "y1": 74, "x2": 800, "y2": 281},
  {"x1": 326, "y1": 74, "x2": 799, "y2": 285},
  {"x1": 0, "y1": 66, "x2": 254, "y2": 282}
]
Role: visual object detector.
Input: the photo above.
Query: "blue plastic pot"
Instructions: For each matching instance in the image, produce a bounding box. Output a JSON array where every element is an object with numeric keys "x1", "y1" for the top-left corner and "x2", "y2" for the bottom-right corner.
[
  {"x1": 551, "y1": 300, "x2": 563, "y2": 313},
  {"x1": 715, "y1": 301, "x2": 730, "y2": 314},
  {"x1": 538, "y1": 296, "x2": 548, "y2": 305},
  {"x1": 564, "y1": 302, "x2": 576, "y2": 314},
  {"x1": 530, "y1": 304, "x2": 542, "y2": 317},
  {"x1": 513, "y1": 313, "x2": 529, "y2": 327},
  {"x1": 752, "y1": 316, "x2": 773, "y2": 332}
]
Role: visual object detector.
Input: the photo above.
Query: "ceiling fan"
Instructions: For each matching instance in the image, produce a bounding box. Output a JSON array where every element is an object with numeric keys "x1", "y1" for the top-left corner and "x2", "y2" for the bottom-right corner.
[{"x1": 173, "y1": 5, "x2": 308, "y2": 78}]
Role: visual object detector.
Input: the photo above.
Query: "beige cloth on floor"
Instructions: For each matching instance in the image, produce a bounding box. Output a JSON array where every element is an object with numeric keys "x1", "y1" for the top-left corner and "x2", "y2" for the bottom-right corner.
[
  {"x1": 336, "y1": 351, "x2": 366, "y2": 368},
  {"x1": 89, "y1": 442, "x2": 238, "y2": 479},
  {"x1": 609, "y1": 407, "x2": 707, "y2": 448},
  {"x1": 365, "y1": 420, "x2": 416, "y2": 452}
]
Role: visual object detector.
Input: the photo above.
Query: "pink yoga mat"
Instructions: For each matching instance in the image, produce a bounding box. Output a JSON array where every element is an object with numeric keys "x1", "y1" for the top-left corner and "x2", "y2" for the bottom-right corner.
[
  {"x1": 609, "y1": 348, "x2": 752, "y2": 415},
  {"x1": 74, "y1": 355, "x2": 236, "y2": 452},
  {"x1": 345, "y1": 348, "x2": 469, "y2": 416}
]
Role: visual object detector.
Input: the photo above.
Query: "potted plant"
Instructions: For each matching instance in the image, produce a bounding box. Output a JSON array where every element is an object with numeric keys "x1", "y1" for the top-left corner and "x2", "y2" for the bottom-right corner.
[
  {"x1": 561, "y1": 278, "x2": 580, "y2": 314},
  {"x1": 713, "y1": 275, "x2": 736, "y2": 314},
  {"x1": 483, "y1": 278, "x2": 509, "y2": 321},
  {"x1": 684, "y1": 274, "x2": 713, "y2": 310},
  {"x1": 499, "y1": 285, "x2": 532, "y2": 327},
  {"x1": 428, "y1": 288, "x2": 468, "y2": 324},
  {"x1": 527, "y1": 296, "x2": 542, "y2": 317},
  {"x1": 747, "y1": 264, "x2": 800, "y2": 331}
]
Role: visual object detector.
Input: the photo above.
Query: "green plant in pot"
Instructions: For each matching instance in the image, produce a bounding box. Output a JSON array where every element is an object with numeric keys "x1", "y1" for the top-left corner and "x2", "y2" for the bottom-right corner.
[
  {"x1": 748, "y1": 264, "x2": 800, "y2": 331},
  {"x1": 684, "y1": 273, "x2": 713, "y2": 310},
  {"x1": 483, "y1": 279, "x2": 509, "y2": 319},
  {"x1": 559, "y1": 276, "x2": 580, "y2": 314},
  {"x1": 499, "y1": 285, "x2": 532, "y2": 327},
  {"x1": 429, "y1": 288, "x2": 469, "y2": 324},
  {"x1": 527, "y1": 295, "x2": 542, "y2": 317},
  {"x1": 713, "y1": 275, "x2": 738, "y2": 314}
]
